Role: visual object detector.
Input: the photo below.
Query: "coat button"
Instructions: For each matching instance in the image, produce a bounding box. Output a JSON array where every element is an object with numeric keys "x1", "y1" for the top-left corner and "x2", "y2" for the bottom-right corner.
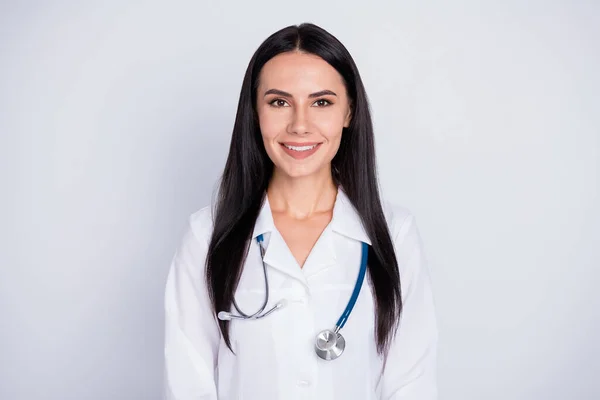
[{"x1": 297, "y1": 380, "x2": 311, "y2": 387}]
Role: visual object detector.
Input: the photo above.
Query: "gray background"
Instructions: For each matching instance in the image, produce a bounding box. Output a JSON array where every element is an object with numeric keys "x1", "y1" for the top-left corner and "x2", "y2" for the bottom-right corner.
[{"x1": 1, "y1": 1, "x2": 599, "y2": 399}]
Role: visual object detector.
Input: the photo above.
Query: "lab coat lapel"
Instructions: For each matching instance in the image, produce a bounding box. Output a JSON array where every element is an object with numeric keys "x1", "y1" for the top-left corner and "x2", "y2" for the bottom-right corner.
[{"x1": 262, "y1": 230, "x2": 307, "y2": 286}]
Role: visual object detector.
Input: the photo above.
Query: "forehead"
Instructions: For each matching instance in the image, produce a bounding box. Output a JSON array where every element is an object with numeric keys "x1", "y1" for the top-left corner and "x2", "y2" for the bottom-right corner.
[{"x1": 258, "y1": 51, "x2": 346, "y2": 93}]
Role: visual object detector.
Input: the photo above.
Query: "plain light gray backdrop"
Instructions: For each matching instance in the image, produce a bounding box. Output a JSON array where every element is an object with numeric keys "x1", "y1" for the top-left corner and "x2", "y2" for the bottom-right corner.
[{"x1": 1, "y1": 1, "x2": 599, "y2": 399}]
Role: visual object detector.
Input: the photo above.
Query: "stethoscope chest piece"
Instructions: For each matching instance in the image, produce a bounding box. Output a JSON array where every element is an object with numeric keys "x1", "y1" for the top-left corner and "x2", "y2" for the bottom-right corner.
[{"x1": 315, "y1": 329, "x2": 345, "y2": 361}]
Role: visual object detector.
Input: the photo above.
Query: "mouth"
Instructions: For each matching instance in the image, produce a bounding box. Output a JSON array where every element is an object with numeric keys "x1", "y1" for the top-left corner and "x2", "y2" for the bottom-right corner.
[
  {"x1": 281, "y1": 142, "x2": 320, "y2": 151},
  {"x1": 279, "y1": 142, "x2": 323, "y2": 160}
]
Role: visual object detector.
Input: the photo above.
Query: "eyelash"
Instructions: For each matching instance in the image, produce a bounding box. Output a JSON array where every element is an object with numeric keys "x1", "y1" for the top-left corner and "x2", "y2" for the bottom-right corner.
[{"x1": 268, "y1": 98, "x2": 333, "y2": 108}]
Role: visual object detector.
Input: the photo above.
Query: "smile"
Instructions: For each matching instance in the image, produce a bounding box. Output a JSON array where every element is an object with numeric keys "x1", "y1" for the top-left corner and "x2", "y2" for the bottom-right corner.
[
  {"x1": 283, "y1": 144, "x2": 317, "y2": 151},
  {"x1": 279, "y1": 142, "x2": 323, "y2": 160}
]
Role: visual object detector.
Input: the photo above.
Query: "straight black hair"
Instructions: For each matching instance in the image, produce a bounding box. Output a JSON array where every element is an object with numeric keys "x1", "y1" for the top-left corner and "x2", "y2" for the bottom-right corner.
[{"x1": 206, "y1": 23, "x2": 402, "y2": 356}]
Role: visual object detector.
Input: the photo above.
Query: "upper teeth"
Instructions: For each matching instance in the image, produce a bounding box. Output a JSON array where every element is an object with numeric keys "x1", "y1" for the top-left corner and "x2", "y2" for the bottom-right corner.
[{"x1": 284, "y1": 144, "x2": 317, "y2": 151}]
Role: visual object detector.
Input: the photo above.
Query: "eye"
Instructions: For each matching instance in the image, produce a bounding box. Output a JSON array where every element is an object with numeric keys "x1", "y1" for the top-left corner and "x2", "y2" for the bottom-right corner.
[
  {"x1": 314, "y1": 99, "x2": 332, "y2": 107},
  {"x1": 269, "y1": 99, "x2": 289, "y2": 108}
]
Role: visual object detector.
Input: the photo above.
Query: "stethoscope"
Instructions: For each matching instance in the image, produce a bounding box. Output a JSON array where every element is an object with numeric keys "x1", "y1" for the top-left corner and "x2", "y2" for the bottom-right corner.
[{"x1": 218, "y1": 233, "x2": 369, "y2": 361}]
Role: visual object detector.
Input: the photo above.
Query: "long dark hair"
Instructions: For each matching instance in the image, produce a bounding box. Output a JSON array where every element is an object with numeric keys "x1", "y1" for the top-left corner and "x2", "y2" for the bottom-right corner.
[{"x1": 206, "y1": 23, "x2": 402, "y2": 356}]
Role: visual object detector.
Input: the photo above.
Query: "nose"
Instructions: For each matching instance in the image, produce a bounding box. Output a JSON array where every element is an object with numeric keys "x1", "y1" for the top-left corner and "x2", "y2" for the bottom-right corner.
[{"x1": 288, "y1": 107, "x2": 310, "y2": 135}]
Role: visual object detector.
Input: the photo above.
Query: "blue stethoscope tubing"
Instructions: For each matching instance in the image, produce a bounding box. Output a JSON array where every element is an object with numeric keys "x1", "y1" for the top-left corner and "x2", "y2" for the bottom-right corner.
[
  {"x1": 217, "y1": 233, "x2": 369, "y2": 361},
  {"x1": 335, "y1": 238, "x2": 368, "y2": 332}
]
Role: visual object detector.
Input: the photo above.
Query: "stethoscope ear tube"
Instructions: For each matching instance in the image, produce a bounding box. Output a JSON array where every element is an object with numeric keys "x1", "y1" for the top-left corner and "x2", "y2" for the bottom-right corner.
[
  {"x1": 226, "y1": 234, "x2": 270, "y2": 320},
  {"x1": 217, "y1": 299, "x2": 287, "y2": 321}
]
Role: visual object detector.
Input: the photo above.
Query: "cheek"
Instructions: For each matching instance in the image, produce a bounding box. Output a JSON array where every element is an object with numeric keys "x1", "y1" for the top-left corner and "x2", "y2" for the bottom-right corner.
[
  {"x1": 257, "y1": 110, "x2": 282, "y2": 141},
  {"x1": 316, "y1": 116, "x2": 345, "y2": 142},
  {"x1": 257, "y1": 118, "x2": 281, "y2": 160}
]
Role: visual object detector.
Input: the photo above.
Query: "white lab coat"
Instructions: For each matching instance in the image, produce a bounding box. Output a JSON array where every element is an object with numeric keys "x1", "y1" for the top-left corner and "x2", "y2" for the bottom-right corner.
[{"x1": 163, "y1": 188, "x2": 438, "y2": 399}]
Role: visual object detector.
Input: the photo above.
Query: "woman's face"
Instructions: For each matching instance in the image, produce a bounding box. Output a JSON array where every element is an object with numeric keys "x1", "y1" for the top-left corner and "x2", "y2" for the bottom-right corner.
[{"x1": 256, "y1": 51, "x2": 352, "y2": 179}]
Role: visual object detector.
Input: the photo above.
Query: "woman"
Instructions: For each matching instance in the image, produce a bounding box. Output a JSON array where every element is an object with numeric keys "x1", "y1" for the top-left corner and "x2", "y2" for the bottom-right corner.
[{"x1": 164, "y1": 23, "x2": 438, "y2": 399}]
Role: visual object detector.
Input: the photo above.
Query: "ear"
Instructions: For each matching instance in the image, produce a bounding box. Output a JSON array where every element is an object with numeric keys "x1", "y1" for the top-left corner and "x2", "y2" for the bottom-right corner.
[{"x1": 343, "y1": 106, "x2": 352, "y2": 128}]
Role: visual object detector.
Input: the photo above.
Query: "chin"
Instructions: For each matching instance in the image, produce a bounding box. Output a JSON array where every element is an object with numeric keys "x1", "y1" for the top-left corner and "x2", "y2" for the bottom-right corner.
[{"x1": 275, "y1": 161, "x2": 330, "y2": 180}]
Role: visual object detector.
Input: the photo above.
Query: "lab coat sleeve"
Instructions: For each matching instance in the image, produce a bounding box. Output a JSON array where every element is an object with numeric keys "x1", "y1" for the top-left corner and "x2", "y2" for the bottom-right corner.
[
  {"x1": 163, "y1": 213, "x2": 221, "y2": 400},
  {"x1": 380, "y1": 214, "x2": 438, "y2": 400}
]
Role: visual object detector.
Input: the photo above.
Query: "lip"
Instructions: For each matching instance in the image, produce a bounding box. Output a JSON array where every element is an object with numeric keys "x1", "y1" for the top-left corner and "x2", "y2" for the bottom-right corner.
[
  {"x1": 280, "y1": 142, "x2": 322, "y2": 146},
  {"x1": 279, "y1": 142, "x2": 323, "y2": 160}
]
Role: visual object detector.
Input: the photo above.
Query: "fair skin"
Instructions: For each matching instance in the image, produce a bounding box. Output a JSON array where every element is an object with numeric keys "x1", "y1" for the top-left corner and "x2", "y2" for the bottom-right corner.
[{"x1": 256, "y1": 51, "x2": 352, "y2": 267}]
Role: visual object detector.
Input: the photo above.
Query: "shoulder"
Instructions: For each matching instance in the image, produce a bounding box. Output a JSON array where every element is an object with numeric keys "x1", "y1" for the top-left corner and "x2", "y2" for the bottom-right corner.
[
  {"x1": 168, "y1": 205, "x2": 216, "y2": 281},
  {"x1": 187, "y1": 205, "x2": 215, "y2": 246},
  {"x1": 381, "y1": 199, "x2": 416, "y2": 240},
  {"x1": 380, "y1": 199, "x2": 425, "y2": 267}
]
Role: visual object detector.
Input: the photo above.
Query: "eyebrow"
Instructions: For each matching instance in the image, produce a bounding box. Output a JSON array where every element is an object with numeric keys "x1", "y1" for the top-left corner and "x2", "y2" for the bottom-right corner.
[{"x1": 263, "y1": 89, "x2": 337, "y2": 98}]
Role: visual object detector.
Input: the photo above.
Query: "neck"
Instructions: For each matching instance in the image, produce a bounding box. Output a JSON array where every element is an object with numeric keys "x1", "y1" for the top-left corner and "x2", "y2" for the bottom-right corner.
[{"x1": 267, "y1": 166, "x2": 338, "y2": 220}]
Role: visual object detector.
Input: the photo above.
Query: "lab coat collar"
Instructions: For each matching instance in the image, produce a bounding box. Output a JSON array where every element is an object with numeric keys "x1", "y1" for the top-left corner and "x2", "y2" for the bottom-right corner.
[
  {"x1": 251, "y1": 193, "x2": 275, "y2": 241},
  {"x1": 250, "y1": 187, "x2": 371, "y2": 287},
  {"x1": 330, "y1": 187, "x2": 372, "y2": 245},
  {"x1": 251, "y1": 186, "x2": 371, "y2": 246}
]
